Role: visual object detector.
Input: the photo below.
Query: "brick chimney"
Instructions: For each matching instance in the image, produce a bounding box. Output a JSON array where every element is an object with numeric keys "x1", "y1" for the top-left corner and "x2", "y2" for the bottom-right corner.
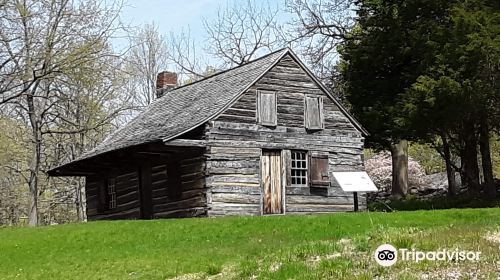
[{"x1": 156, "y1": 71, "x2": 178, "y2": 98}]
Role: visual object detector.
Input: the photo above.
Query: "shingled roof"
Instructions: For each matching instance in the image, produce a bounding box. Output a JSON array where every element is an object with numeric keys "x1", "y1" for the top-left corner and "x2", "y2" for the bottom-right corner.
[
  {"x1": 48, "y1": 49, "x2": 289, "y2": 174},
  {"x1": 49, "y1": 48, "x2": 367, "y2": 175}
]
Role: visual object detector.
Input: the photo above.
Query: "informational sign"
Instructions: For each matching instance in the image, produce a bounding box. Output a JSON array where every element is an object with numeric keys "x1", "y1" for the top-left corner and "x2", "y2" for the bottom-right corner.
[{"x1": 333, "y1": 171, "x2": 378, "y2": 192}]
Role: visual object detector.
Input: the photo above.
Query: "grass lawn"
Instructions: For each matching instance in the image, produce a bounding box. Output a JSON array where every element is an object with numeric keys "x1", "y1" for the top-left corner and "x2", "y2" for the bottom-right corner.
[{"x1": 0, "y1": 208, "x2": 499, "y2": 279}]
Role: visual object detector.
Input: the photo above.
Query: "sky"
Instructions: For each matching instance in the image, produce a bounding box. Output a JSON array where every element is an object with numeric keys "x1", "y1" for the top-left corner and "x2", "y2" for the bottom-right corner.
[
  {"x1": 118, "y1": 0, "x2": 289, "y2": 54},
  {"x1": 120, "y1": 0, "x2": 220, "y2": 41}
]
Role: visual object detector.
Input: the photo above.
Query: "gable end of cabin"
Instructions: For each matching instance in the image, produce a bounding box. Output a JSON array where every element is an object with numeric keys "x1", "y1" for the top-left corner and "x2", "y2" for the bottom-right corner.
[{"x1": 205, "y1": 53, "x2": 366, "y2": 216}]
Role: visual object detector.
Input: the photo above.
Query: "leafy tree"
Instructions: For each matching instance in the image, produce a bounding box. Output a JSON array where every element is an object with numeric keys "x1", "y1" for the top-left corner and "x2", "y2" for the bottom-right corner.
[
  {"x1": 0, "y1": 0, "x2": 125, "y2": 225},
  {"x1": 341, "y1": 0, "x2": 453, "y2": 197},
  {"x1": 365, "y1": 151, "x2": 426, "y2": 193},
  {"x1": 493, "y1": 136, "x2": 500, "y2": 178},
  {"x1": 44, "y1": 49, "x2": 133, "y2": 222},
  {"x1": 404, "y1": 0, "x2": 499, "y2": 197},
  {"x1": 0, "y1": 117, "x2": 30, "y2": 225},
  {"x1": 408, "y1": 143, "x2": 446, "y2": 175}
]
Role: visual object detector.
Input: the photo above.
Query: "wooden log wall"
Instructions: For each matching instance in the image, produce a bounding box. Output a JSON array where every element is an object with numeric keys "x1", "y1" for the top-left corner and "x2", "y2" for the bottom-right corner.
[
  {"x1": 152, "y1": 152, "x2": 208, "y2": 219},
  {"x1": 151, "y1": 161, "x2": 169, "y2": 213},
  {"x1": 85, "y1": 149, "x2": 208, "y2": 220},
  {"x1": 206, "y1": 146, "x2": 262, "y2": 216},
  {"x1": 85, "y1": 168, "x2": 141, "y2": 220},
  {"x1": 207, "y1": 54, "x2": 366, "y2": 216}
]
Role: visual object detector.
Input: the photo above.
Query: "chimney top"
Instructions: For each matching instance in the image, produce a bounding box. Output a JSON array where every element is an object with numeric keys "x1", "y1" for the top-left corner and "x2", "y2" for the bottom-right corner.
[{"x1": 156, "y1": 71, "x2": 178, "y2": 98}]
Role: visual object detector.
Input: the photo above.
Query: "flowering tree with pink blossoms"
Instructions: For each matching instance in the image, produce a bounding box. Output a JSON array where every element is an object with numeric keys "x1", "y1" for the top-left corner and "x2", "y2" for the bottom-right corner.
[{"x1": 365, "y1": 152, "x2": 426, "y2": 193}]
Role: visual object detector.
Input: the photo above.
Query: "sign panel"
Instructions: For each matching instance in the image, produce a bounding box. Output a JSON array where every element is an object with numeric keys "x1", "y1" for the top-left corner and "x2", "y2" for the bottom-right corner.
[{"x1": 333, "y1": 171, "x2": 378, "y2": 192}]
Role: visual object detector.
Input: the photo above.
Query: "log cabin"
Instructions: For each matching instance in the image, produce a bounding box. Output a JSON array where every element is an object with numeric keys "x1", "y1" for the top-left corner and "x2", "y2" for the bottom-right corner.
[{"x1": 48, "y1": 48, "x2": 369, "y2": 220}]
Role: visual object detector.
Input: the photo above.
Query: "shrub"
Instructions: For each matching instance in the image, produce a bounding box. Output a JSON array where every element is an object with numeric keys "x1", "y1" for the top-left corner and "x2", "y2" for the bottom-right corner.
[
  {"x1": 365, "y1": 151, "x2": 427, "y2": 192},
  {"x1": 408, "y1": 143, "x2": 446, "y2": 175},
  {"x1": 492, "y1": 134, "x2": 500, "y2": 178},
  {"x1": 368, "y1": 194, "x2": 500, "y2": 211}
]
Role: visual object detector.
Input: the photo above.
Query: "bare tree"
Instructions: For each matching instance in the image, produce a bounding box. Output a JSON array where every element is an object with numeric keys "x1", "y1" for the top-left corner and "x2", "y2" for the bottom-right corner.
[
  {"x1": 165, "y1": 1, "x2": 283, "y2": 83},
  {"x1": 125, "y1": 22, "x2": 169, "y2": 107},
  {"x1": 285, "y1": 0, "x2": 357, "y2": 79},
  {"x1": 203, "y1": 0, "x2": 283, "y2": 68},
  {"x1": 0, "y1": 0, "x2": 124, "y2": 226},
  {"x1": 166, "y1": 28, "x2": 208, "y2": 81},
  {"x1": 42, "y1": 50, "x2": 133, "y2": 222}
]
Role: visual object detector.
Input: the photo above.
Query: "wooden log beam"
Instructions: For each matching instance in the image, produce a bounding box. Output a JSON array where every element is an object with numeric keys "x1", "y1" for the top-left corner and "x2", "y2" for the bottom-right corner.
[{"x1": 163, "y1": 139, "x2": 207, "y2": 147}]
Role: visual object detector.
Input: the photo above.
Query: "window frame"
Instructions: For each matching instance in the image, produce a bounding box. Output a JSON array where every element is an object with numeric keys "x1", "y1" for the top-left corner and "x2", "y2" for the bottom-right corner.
[
  {"x1": 107, "y1": 177, "x2": 117, "y2": 210},
  {"x1": 290, "y1": 150, "x2": 308, "y2": 187},
  {"x1": 257, "y1": 90, "x2": 277, "y2": 127},
  {"x1": 304, "y1": 95, "x2": 324, "y2": 130}
]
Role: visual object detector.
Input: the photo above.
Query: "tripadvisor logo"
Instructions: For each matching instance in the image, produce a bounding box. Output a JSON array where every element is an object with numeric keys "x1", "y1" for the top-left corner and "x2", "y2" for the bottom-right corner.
[
  {"x1": 374, "y1": 244, "x2": 481, "y2": 267},
  {"x1": 374, "y1": 244, "x2": 398, "y2": 267}
]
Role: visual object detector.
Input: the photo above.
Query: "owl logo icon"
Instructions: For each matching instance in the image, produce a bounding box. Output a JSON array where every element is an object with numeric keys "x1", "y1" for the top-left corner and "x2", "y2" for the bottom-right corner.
[{"x1": 375, "y1": 244, "x2": 398, "y2": 266}]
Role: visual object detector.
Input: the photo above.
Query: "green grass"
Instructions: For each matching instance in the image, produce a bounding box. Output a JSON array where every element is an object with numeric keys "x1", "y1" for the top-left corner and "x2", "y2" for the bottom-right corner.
[{"x1": 1, "y1": 208, "x2": 499, "y2": 279}]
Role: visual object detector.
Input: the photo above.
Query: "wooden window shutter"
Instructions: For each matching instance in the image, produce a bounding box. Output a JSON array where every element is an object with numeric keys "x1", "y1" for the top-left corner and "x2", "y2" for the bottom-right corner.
[
  {"x1": 167, "y1": 156, "x2": 182, "y2": 199},
  {"x1": 309, "y1": 152, "x2": 330, "y2": 186},
  {"x1": 257, "y1": 91, "x2": 277, "y2": 126},
  {"x1": 96, "y1": 179, "x2": 108, "y2": 212},
  {"x1": 305, "y1": 96, "x2": 323, "y2": 130}
]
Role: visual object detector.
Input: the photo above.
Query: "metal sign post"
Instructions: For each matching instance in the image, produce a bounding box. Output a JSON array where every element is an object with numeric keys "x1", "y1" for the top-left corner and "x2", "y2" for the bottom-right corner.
[{"x1": 353, "y1": 191, "x2": 359, "y2": 212}]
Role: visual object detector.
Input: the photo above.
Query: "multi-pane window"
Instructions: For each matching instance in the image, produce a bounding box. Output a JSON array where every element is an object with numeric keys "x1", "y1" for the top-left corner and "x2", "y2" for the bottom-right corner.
[
  {"x1": 291, "y1": 151, "x2": 308, "y2": 186},
  {"x1": 107, "y1": 178, "x2": 117, "y2": 210}
]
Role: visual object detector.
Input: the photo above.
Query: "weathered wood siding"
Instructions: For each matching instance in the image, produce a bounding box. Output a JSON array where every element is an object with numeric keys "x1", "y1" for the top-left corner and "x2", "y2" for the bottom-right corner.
[
  {"x1": 285, "y1": 150, "x2": 367, "y2": 214},
  {"x1": 152, "y1": 153, "x2": 208, "y2": 218},
  {"x1": 206, "y1": 146, "x2": 262, "y2": 216},
  {"x1": 85, "y1": 168, "x2": 141, "y2": 220},
  {"x1": 85, "y1": 150, "x2": 208, "y2": 220},
  {"x1": 207, "y1": 54, "x2": 365, "y2": 216}
]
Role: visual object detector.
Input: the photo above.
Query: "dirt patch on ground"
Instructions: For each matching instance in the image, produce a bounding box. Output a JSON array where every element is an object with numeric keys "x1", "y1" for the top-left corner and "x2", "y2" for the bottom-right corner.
[
  {"x1": 418, "y1": 261, "x2": 500, "y2": 280},
  {"x1": 167, "y1": 265, "x2": 237, "y2": 280},
  {"x1": 167, "y1": 272, "x2": 205, "y2": 280},
  {"x1": 484, "y1": 229, "x2": 500, "y2": 244}
]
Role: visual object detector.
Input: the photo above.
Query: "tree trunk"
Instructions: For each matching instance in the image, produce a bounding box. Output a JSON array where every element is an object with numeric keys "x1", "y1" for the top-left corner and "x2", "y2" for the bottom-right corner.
[
  {"x1": 440, "y1": 133, "x2": 457, "y2": 196},
  {"x1": 75, "y1": 179, "x2": 86, "y2": 221},
  {"x1": 27, "y1": 144, "x2": 41, "y2": 226},
  {"x1": 27, "y1": 92, "x2": 41, "y2": 227},
  {"x1": 75, "y1": 181, "x2": 82, "y2": 221},
  {"x1": 458, "y1": 153, "x2": 466, "y2": 192},
  {"x1": 479, "y1": 117, "x2": 496, "y2": 198},
  {"x1": 390, "y1": 139, "x2": 409, "y2": 198},
  {"x1": 462, "y1": 132, "x2": 480, "y2": 193},
  {"x1": 28, "y1": 160, "x2": 39, "y2": 226}
]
